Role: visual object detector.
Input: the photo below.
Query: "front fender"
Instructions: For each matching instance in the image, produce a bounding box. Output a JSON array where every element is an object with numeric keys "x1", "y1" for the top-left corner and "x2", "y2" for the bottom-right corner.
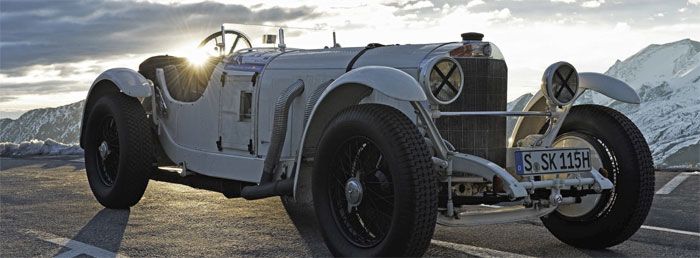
[
  {"x1": 80, "y1": 68, "x2": 153, "y2": 147},
  {"x1": 579, "y1": 72, "x2": 640, "y2": 104},
  {"x1": 331, "y1": 66, "x2": 428, "y2": 101},
  {"x1": 291, "y1": 66, "x2": 426, "y2": 199},
  {"x1": 509, "y1": 72, "x2": 640, "y2": 147},
  {"x1": 87, "y1": 68, "x2": 153, "y2": 98}
]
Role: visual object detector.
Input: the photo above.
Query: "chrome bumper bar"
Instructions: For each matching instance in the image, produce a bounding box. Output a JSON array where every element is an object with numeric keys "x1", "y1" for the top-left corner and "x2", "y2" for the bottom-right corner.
[{"x1": 434, "y1": 110, "x2": 551, "y2": 117}]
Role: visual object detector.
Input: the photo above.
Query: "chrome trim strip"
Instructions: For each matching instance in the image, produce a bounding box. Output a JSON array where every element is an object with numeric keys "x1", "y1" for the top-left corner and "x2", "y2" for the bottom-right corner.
[{"x1": 434, "y1": 111, "x2": 551, "y2": 118}]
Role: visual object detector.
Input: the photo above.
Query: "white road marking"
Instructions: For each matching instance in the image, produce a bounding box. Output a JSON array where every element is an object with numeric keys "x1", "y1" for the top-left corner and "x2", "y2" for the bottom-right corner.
[
  {"x1": 431, "y1": 239, "x2": 535, "y2": 258},
  {"x1": 476, "y1": 203, "x2": 700, "y2": 237},
  {"x1": 640, "y1": 225, "x2": 700, "y2": 237},
  {"x1": 23, "y1": 229, "x2": 128, "y2": 258},
  {"x1": 479, "y1": 204, "x2": 503, "y2": 208},
  {"x1": 656, "y1": 172, "x2": 699, "y2": 195}
]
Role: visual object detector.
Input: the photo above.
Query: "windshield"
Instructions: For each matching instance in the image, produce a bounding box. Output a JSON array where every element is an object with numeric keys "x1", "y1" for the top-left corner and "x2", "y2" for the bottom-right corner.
[{"x1": 222, "y1": 23, "x2": 336, "y2": 50}]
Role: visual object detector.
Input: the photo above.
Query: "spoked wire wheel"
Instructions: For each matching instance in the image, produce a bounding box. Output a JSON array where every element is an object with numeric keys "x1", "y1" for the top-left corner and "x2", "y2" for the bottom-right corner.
[
  {"x1": 94, "y1": 116, "x2": 120, "y2": 187},
  {"x1": 312, "y1": 104, "x2": 437, "y2": 256},
  {"x1": 328, "y1": 136, "x2": 394, "y2": 248},
  {"x1": 84, "y1": 92, "x2": 153, "y2": 209}
]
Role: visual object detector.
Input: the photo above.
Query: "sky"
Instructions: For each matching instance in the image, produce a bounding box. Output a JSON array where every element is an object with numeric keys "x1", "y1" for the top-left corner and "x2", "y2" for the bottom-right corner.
[{"x1": 0, "y1": 0, "x2": 698, "y2": 119}]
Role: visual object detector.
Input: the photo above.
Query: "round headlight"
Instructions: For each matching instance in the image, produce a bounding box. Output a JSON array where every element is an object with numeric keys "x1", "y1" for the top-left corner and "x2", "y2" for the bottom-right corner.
[
  {"x1": 420, "y1": 56, "x2": 464, "y2": 105},
  {"x1": 542, "y1": 62, "x2": 579, "y2": 106}
]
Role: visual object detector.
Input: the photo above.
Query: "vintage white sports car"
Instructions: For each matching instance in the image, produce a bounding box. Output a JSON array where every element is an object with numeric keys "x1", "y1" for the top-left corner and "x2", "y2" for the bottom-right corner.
[{"x1": 80, "y1": 24, "x2": 654, "y2": 256}]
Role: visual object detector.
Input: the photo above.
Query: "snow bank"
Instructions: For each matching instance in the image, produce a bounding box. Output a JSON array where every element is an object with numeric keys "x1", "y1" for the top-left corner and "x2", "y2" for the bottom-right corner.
[{"x1": 0, "y1": 139, "x2": 83, "y2": 157}]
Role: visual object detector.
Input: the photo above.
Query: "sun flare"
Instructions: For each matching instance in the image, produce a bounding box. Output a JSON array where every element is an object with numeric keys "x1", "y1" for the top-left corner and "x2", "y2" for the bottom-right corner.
[{"x1": 185, "y1": 49, "x2": 209, "y2": 66}]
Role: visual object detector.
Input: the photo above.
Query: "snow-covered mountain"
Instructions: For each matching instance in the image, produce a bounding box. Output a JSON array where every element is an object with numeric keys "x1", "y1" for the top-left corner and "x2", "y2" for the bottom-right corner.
[
  {"x1": 0, "y1": 100, "x2": 84, "y2": 144},
  {"x1": 509, "y1": 39, "x2": 700, "y2": 168},
  {"x1": 506, "y1": 93, "x2": 533, "y2": 137}
]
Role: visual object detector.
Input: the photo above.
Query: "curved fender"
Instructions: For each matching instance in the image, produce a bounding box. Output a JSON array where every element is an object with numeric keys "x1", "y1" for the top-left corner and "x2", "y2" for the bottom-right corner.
[
  {"x1": 331, "y1": 66, "x2": 428, "y2": 101},
  {"x1": 509, "y1": 72, "x2": 640, "y2": 147},
  {"x1": 290, "y1": 66, "x2": 427, "y2": 197},
  {"x1": 579, "y1": 72, "x2": 640, "y2": 104},
  {"x1": 80, "y1": 68, "x2": 152, "y2": 147},
  {"x1": 508, "y1": 91, "x2": 548, "y2": 148},
  {"x1": 87, "y1": 68, "x2": 153, "y2": 98}
]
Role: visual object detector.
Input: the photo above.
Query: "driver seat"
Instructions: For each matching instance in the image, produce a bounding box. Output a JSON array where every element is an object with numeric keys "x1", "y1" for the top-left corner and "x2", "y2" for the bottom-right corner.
[{"x1": 138, "y1": 55, "x2": 221, "y2": 102}]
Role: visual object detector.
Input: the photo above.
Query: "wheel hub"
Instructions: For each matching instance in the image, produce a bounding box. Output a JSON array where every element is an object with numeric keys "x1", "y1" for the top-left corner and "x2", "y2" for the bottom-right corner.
[
  {"x1": 98, "y1": 141, "x2": 110, "y2": 161},
  {"x1": 345, "y1": 177, "x2": 364, "y2": 212},
  {"x1": 552, "y1": 134, "x2": 605, "y2": 218}
]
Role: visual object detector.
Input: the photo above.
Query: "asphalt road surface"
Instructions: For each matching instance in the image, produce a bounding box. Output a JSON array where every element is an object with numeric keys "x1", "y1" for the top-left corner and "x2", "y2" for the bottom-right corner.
[{"x1": 2, "y1": 156, "x2": 698, "y2": 257}]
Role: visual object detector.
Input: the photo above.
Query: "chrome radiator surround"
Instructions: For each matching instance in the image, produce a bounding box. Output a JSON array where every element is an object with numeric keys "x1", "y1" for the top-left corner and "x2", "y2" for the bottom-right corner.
[{"x1": 435, "y1": 58, "x2": 508, "y2": 167}]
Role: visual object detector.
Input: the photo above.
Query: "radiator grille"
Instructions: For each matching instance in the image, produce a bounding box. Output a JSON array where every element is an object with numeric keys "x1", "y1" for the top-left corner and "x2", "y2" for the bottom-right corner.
[{"x1": 435, "y1": 58, "x2": 507, "y2": 166}]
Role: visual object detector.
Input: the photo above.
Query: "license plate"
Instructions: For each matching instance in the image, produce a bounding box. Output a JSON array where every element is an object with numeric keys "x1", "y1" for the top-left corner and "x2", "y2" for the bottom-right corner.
[{"x1": 514, "y1": 148, "x2": 591, "y2": 175}]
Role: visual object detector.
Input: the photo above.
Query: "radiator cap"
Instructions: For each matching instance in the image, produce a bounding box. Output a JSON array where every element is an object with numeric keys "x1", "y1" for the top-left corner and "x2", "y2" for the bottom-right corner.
[{"x1": 461, "y1": 32, "x2": 484, "y2": 41}]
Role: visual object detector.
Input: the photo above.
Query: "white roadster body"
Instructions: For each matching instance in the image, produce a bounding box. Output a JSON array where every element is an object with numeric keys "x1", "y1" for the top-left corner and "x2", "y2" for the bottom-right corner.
[{"x1": 79, "y1": 24, "x2": 653, "y2": 256}]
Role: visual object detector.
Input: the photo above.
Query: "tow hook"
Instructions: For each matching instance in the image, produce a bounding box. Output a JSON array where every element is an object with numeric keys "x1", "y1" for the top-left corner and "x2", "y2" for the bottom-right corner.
[{"x1": 549, "y1": 187, "x2": 563, "y2": 205}]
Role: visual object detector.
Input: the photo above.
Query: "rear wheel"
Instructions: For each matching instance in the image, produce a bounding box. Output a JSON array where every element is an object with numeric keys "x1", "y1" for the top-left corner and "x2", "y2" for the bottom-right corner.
[
  {"x1": 84, "y1": 93, "x2": 154, "y2": 209},
  {"x1": 312, "y1": 104, "x2": 437, "y2": 256},
  {"x1": 541, "y1": 105, "x2": 654, "y2": 248}
]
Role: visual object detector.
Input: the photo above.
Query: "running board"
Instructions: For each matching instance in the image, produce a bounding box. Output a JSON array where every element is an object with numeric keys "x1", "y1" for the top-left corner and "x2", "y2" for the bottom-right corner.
[{"x1": 437, "y1": 205, "x2": 556, "y2": 227}]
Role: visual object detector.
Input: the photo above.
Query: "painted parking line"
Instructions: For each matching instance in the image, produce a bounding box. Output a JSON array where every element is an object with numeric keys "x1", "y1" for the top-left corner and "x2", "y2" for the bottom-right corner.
[
  {"x1": 478, "y1": 204, "x2": 700, "y2": 237},
  {"x1": 640, "y1": 225, "x2": 700, "y2": 237},
  {"x1": 431, "y1": 239, "x2": 535, "y2": 258},
  {"x1": 23, "y1": 229, "x2": 128, "y2": 258},
  {"x1": 656, "y1": 172, "x2": 699, "y2": 195}
]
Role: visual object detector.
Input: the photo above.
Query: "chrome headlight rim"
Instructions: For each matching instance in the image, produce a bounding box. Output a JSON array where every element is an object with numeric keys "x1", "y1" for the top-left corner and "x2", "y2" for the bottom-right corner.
[
  {"x1": 419, "y1": 56, "x2": 464, "y2": 105},
  {"x1": 542, "y1": 61, "x2": 579, "y2": 106}
]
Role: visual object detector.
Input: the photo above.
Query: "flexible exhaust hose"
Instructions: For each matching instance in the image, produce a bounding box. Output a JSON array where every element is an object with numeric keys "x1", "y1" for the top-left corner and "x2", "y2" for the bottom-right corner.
[
  {"x1": 241, "y1": 79, "x2": 304, "y2": 200},
  {"x1": 259, "y1": 79, "x2": 304, "y2": 183},
  {"x1": 240, "y1": 178, "x2": 295, "y2": 200}
]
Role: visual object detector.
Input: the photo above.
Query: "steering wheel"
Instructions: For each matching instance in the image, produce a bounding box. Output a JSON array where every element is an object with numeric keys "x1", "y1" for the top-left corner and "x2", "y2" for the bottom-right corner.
[{"x1": 198, "y1": 30, "x2": 252, "y2": 55}]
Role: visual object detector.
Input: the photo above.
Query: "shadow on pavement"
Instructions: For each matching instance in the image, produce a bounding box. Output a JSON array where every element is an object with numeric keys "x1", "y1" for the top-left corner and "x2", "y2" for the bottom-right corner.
[
  {"x1": 55, "y1": 208, "x2": 130, "y2": 256},
  {"x1": 281, "y1": 197, "x2": 331, "y2": 256},
  {"x1": 579, "y1": 248, "x2": 629, "y2": 257}
]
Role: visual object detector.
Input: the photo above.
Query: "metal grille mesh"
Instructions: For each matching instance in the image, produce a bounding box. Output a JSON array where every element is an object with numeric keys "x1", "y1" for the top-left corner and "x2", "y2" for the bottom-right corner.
[{"x1": 435, "y1": 58, "x2": 508, "y2": 166}]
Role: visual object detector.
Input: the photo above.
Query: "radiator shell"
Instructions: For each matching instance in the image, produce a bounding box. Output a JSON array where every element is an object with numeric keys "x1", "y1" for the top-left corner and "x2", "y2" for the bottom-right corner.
[{"x1": 436, "y1": 58, "x2": 508, "y2": 166}]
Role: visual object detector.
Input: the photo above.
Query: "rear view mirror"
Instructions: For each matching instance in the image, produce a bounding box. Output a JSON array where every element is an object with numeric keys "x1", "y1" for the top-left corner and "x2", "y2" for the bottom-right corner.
[{"x1": 262, "y1": 34, "x2": 277, "y2": 44}]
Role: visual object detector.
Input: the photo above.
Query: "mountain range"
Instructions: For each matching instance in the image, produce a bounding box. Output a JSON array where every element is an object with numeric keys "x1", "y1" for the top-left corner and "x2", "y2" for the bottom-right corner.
[{"x1": 1, "y1": 39, "x2": 698, "y2": 167}]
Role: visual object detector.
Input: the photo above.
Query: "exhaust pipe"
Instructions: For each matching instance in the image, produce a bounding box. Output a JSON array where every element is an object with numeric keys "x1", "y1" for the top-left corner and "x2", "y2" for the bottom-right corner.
[{"x1": 241, "y1": 79, "x2": 304, "y2": 200}]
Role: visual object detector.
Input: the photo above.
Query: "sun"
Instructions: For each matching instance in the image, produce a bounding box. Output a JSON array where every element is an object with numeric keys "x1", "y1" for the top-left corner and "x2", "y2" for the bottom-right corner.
[{"x1": 185, "y1": 49, "x2": 209, "y2": 67}]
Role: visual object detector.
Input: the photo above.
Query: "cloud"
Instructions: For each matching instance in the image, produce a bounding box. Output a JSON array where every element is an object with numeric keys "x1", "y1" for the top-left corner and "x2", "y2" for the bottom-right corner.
[
  {"x1": 466, "y1": 0, "x2": 485, "y2": 9},
  {"x1": 401, "y1": 1, "x2": 434, "y2": 10},
  {"x1": 614, "y1": 22, "x2": 632, "y2": 31},
  {"x1": 0, "y1": 96, "x2": 17, "y2": 103},
  {"x1": 0, "y1": 80, "x2": 83, "y2": 96},
  {"x1": 581, "y1": 0, "x2": 605, "y2": 8},
  {"x1": 551, "y1": 0, "x2": 577, "y2": 3},
  {"x1": 689, "y1": 0, "x2": 700, "y2": 5},
  {"x1": 0, "y1": 0, "x2": 319, "y2": 70}
]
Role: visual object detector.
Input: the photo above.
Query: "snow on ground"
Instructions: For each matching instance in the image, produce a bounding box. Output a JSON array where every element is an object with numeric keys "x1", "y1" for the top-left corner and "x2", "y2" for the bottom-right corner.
[{"x1": 0, "y1": 139, "x2": 83, "y2": 157}]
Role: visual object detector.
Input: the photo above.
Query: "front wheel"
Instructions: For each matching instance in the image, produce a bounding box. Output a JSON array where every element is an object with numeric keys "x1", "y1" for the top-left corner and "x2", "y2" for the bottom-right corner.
[
  {"x1": 542, "y1": 105, "x2": 654, "y2": 249},
  {"x1": 312, "y1": 104, "x2": 437, "y2": 256},
  {"x1": 84, "y1": 92, "x2": 154, "y2": 209}
]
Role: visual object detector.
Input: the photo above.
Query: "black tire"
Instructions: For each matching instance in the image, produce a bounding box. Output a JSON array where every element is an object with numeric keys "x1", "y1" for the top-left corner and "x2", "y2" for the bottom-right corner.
[
  {"x1": 84, "y1": 92, "x2": 154, "y2": 209},
  {"x1": 312, "y1": 104, "x2": 437, "y2": 257},
  {"x1": 541, "y1": 104, "x2": 654, "y2": 249}
]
